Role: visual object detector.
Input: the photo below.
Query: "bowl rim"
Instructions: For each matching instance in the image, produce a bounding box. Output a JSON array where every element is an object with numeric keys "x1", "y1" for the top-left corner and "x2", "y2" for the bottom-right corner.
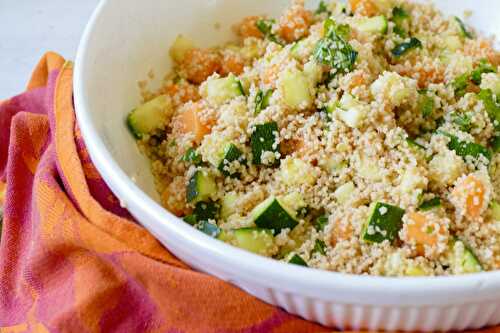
[{"x1": 74, "y1": 0, "x2": 500, "y2": 306}]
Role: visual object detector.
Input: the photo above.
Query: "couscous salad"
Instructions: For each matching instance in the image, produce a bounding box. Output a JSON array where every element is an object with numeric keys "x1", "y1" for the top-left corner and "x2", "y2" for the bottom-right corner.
[{"x1": 127, "y1": 0, "x2": 500, "y2": 276}]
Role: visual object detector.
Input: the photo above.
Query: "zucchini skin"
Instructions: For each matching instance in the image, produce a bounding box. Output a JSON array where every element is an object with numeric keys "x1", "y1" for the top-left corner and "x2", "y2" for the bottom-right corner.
[
  {"x1": 251, "y1": 122, "x2": 280, "y2": 166},
  {"x1": 289, "y1": 254, "x2": 308, "y2": 266},
  {"x1": 363, "y1": 202, "x2": 405, "y2": 243},
  {"x1": 253, "y1": 198, "x2": 298, "y2": 234}
]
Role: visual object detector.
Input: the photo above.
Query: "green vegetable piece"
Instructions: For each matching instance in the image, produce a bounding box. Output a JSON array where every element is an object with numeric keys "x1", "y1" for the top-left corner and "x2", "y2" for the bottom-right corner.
[
  {"x1": 186, "y1": 170, "x2": 217, "y2": 203},
  {"x1": 406, "y1": 138, "x2": 425, "y2": 150},
  {"x1": 237, "y1": 80, "x2": 246, "y2": 96},
  {"x1": 451, "y1": 112, "x2": 473, "y2": 132},
  {"x1": 193, "y1": 201, "x2": 219, "y2": 221},
  {"x1": 315, "y1": 0, "x2": 329, "y2": 15},
  {"x1": 289, "y1": 254, "x2": 308, "y2": 266},
  {"x1": 449, "y1": 239, "x2": 482, "y2": 273},
  {"x1": 234, "y1": 228, "x2": 275, "y2": 255},
  {"x1": 312, "y1": 239, "x2": 327, "y2": 255},
  {"x1": 418, "y1": 197, "x2": 441, "y2": 211},
  {"x1": 251, "y1": 196, "x2": 298, "y2": 234},
  {"x1": 218, "y1": 144, "x2": 245, "y2": 177},
  {"x1": 251, "y1": 122, "x2": 280, "y2": 166},
  {"x1": 314, "y1": 19, "x2": 358, "y2": 75},
  {"x1": 470, "y1": 59, "x2": 496, "y2": 85},
  {"x1": 418, "y1": 92, "x2": 435, "y2": 118},
  {"x1": 197, "y1": 220, "x2": 221, "y2": 238},
  {"x1": 182, "y1": 147, "x2": 203, "y2": 165},
  {"x1": 452, "y1": 73, "x2": 470, "y2": 98},
  {"x1": 256, "y1": 19, "x2": 283, "y2": 45},
  {"x1": 126, "y1": 95, "x2": 170, "y2": 139},
  {"x1": 477, "y1": 89, "x2": 500, "y2": 129},
  {"x1": 392, "y1": 7, "x2": 409, "y2": 37},
  {"x1": 314, "y1": 215, "x2": 329, "y2": 231},
  {"x1": 183, "y1": 214, "x2": 198, "y2": 225},
  {"x1": 454, "y1": 16, "x2": 473, "y2": 39},
  {"x1": 391, "y1": 37, "x2": 422, "y2": 57},
  {"x1": 255, "y1": 89, "x2": 273, "y2": 114},
  {"x1": 490, "y1": 136, "x2": 500, "y2": 153},
  {"x1": 440, "y1": 132, "x2": 492, "y2": 161},
  {"x1": 363, "y1": 202, "x2": 405, "y2": 243},
  {"x1": 356, "y1": 16, "x2": 388, "y2": 34},
  {"x1": 491, "y1": 201, "x2": 500, "y2": 220}
]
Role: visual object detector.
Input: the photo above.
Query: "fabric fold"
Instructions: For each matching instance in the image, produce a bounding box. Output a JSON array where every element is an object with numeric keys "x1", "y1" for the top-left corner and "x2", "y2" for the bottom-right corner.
[{"x1": 0, "y1": 53, "x2": 327, "y2": 332}]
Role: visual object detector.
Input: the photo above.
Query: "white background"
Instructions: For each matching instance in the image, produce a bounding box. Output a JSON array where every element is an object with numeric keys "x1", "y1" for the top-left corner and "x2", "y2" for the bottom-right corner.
[{"x1": 0, "y1": 0, "x2": 100, "y2": 99}]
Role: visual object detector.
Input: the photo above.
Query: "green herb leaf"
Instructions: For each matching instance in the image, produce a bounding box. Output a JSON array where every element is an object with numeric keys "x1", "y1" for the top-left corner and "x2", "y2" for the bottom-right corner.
[
  {"x1": 193, "y1": 201, "x2": 219, "y2": 221},
  {"x1": 477, "y1": 89, "x2": 500, "y2": 129},
  {"x1": 452, "y1": 73, "x2": 470, "y2": 98},
  {"x1": 440, "y1": 131, "x2": 492, "y2": 161},
  {"x1": 256, "y1": 19, "x2": 284, "y2": 45},
  {"x1": 418, "y1": 197, "x2": 441, "y2": 211},
  {"x1": 418, "y1": 92, "x2": 435, "y2": 118},
  {"x1": 314, "y1": 215, "x2": 329, "y2": 231},
  {"x1": 392, "y1": 7, "x2": 409, "y2": 37},
  {"x1": 315, "y1": 0, "x2": 329, "y2": 15},
  {"x1": 312, "y1": 239, "x2": 327, "y2": 255},
  {"x1": 451, "y1": 112, "x2": 473, "y2": 132},
  {"x1": 470, "y1": 59, "x2": 496, "y2": 85},
  {"x1": 391, "y1": 37, "x2": 422, "y2": 57},
  {"x1": 182, "y1": 147, "x2": 203, "y2": 165},
  {"x1": 254, "y1": 89, "x2": 274, "y2": 115},
  {"x1": 454, "y1": 16, "x2": 473, "y2": 39},
  {"x1": 314, "y1": 19, "x2": 357, "y2": 75}
]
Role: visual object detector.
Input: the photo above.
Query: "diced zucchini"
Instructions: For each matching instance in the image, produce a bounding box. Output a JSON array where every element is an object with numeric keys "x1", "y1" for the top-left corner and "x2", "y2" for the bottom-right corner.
[
  {"x1": 418, "y1": 197, "x2": 441, "y2": 211},
  {"x1": 471, "y1": 60, "x2": 496, "y2": 85},
  {"x1": 183, "y1": 214, "x2": 198, "y2": 225},
  {"x1": 480, "y1": 73, "x2": 500, "y2": 96},
  {"x1": 356, "y1": 16, "x2": 388, "y2": 34},
  {"x1": 334, "y1": 182, "x2": 355, "y2": 204},
  {"x1": 391, "y1": 37, "x2": 422, "y2": 57},
  {"x1": 218, "y1": 143, "x2": 245, "y2": 177},
  {"x1": 280, "y1": 191, "x2": 307, "y2": 214},
  {"x1": 254, "y1": 89, "x2": 273, "y2": 115},
  {"x1": 251, "y1": 196, "x2": 298, "y2": 234},
  {"x1": 312, "y1": 239, "x2": 327, "y2": 255},
  {"x1": 290, "y1": 37, "x2": 315, "y2": 60},
  {"x1": 234, "y1": 228, "x2": 275, "y2": 255},
  {"x1": 169, "y1": 34, "x2": 195, "y2": 63},
  {"x1": 127, "y1": 95, "x2": 171, "y2": 139},
  {"x1": 337, "y1": 94, "x2": 367, "y2": 128},
  {"x1": 477, "y1": 89, "x2": 500, "y2": 129},
  {"x1": 203, "y1": 74, "x2": 243, "y2": 106},
  {"x1": 198, "y1": 221, "x2": 221, "y2": 238},
  {"x1": 362, "y1": 202, "x2": 405, "y2": 243},
  {"x1": 220, "y1": 192, "x2": 238, "y2": 219},
  {"x1": 357, "y1": 155, "x2": 383, "y2": 181},
  {"x1": 193, "y1": 201, "x2": 219, "y2": 221},
  {"x1": 439, "y1": 131, "x2": 492, "y2": 161},
  {"x1": 288, "y1": 254, "x2": 308, "y2": 266},
  {"x1": 491, "y1": 201, "x2": 500, "y2": 220},
  {"x1": 186, "y1": 170, "x2": 217, "y2": 203},
  {"x1": 448, "y1": 239, "x2": 482, "y2": 274},
  {"x1": 280, "y1": 69, "x2": 313, "y2": 110},
  {"x1": 314, "y1": 215, "x2": 329, "y2": 231},
  {"x1": 250, "y1": 122, "x2": 280, "y2": 166},
  {"x1": 181, "y1": 147, "x2": 203, "y2": 165},
  {"x1": 454, "y1": 17, "x2": 473, "y2": 39},
  {"x1": 279, "y1": 158, "x2": 317, "y2": 186},
  {"x1": 303, "y1": 61, "x2": 324, "y2": 86}
]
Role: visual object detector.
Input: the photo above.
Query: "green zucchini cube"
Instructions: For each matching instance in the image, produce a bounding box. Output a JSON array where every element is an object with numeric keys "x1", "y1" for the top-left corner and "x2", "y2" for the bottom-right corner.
[
  {"x1": 251, "y1": 196, "x2": 298, "y2": 234},
  {"x1": 363, "y1": 202, "x2": 405, "y2": 243},
  {"x1": 250, "y1": 122, "x2": 280, "y2": 166}
]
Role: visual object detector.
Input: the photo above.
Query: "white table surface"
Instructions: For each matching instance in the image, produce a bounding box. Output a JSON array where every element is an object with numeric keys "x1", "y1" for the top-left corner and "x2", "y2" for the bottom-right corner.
[{"x1": 0, "y1": 0, "x2": 100, "y2": 99}]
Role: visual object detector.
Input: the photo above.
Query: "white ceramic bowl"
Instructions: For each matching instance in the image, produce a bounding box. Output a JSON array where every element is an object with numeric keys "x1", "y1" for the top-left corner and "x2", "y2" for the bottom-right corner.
[{"x1": 74, "y1": 0, "x2": 500, "y2": 331}]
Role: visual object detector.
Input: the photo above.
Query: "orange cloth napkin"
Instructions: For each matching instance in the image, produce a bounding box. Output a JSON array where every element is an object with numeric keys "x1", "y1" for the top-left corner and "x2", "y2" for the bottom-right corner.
[
  {"x1": 0, "y1": 53, "x2": 499, "y2": 333},
  {"x1": 0, "y1": 53, "x2": 327, "y2": 332}
]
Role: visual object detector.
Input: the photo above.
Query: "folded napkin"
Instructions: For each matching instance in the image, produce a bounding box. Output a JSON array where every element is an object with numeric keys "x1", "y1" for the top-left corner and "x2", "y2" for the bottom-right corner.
[{"x1": 0, "y1": 53, "x2": 327, "y2": 332}]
